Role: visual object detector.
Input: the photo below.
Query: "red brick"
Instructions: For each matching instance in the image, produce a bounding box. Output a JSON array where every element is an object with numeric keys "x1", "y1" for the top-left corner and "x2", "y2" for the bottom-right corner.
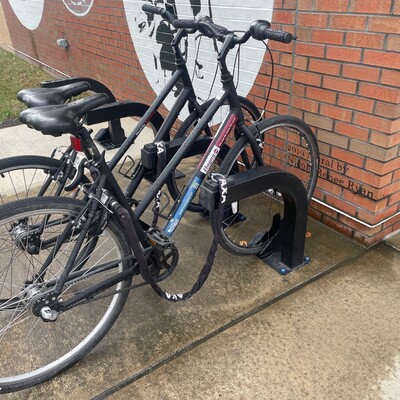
[
  {"x1": 342, "y1": 64, "x2": 380, "y2": 83},
  {"x1": 316, "y1": 0, "x2": 349, "y2": 11},
  {"x1": 296, "y1": 42, "x2": 325, "y2": 58},
  {"x1": 358, "y1": 204, "x2": 399, "y2": 226},
  {"x1": 370, "y1": 131, "x2": 400, "y2": 148},
  {"x1": 376, "y1": 181, "x2": 400, "y2": 200},
  {"x1": 346, "y1": 32, "x2": 385, "y2": 49},
  {"x1": 390, "y1": 120, "x2": 400, "y2": 134},
  {"x1": 250, "y1": 84, "x2": 266, "y2": 98},
  {"x1": 374, "y1": 102, "x2": 400, "y2": 119},
  {"x1": 326, "y1": 46, "x2": 361, "y2": 63},
  {"x1": 312, "y1": 29, "x2": 345, "y2": 45},
  {"x1": 359, "y1": 83, "x2": 400, "y2": 104},
  {"x1": 349, "y1": 0, "x2": 392, "y2": 14},
  {"x1": 290, "y1": 108, "x2": 304, "y2": 119},
  {"x1": 323, "y1": 76, "x2": 357, "y2": 94},
  {"x1": 268, "y1": 89, "x2": 290, "y2": 104},
  {"x1": 368, "y1": 16, "x2": 400, "y2": 34},
  {"x1": 329, "y1": 15, "x2": 367, "y2": 31},
  {"x1": 331, "y1": 147, "x2": 365, "y2": 168},
  {"x1": 335, "y1": 121, "x2": 370, "y2": 141},
  {"x1": 343, "y1": 182, "x2": 389, "y2": 205},
  {"x1": 380, "y1": 69, "x2": 400, "y2": 86},
  {"x1": 316, "y1": 172, "x2": 346, "y2": 197},
  {"x1": 296, "y1": 27, "x2": 313, "y2": 42},
  {"x1": 297, "y1": 0, "x2": 314, "y2": 11},
  {"x1": 387, "y1": 35, "x2": 400, "y2": 52},
  {"x1": 394, "y1": 1, "x2": 400, "y2": 15},
  {"x1": 354, "y1": 226, "x2": 395, "y2": 247},
  {"x1": 353, "y1": 112, "x2": 393, "y2": 133},
  {"x1": 363, "y1": 49, "x2": 400, "y2": 69},
  {"x1": 320, "y1": 104, "x2": 353, "y2": 122},
  {"x1": 293, "y1": 84, "x2": 306, "y2": 97},
  {"x1": 277, "y1": 103, "x2": 290, "y2": 115},
  {"x1": 325, "y1": 193, "x2": 357, "y2": 216},
  {"x1": 293, "y1": 70, "x2": 322, "y2": 86},
  {"x1": 304, "y1": 113, "x2": 334, "y2": 130},
  {"x1": 323, "y1": 216, "x2": 358, "y2": 240},
  {"x1": 298, "y1": 13, "x2": 328, "y2": 28},
  {"x1": 274, "y1": 65, "x2": 293, "y2": 80},
  {"x1": 365, "y1": 158, "x2": 400, "y2": 176},
  {"x1": 338, "y1": 94, "x2": 374, "y2": 113},
  {"x1": 282, "y1": 0, "x2": 296, "y2": 10},
  {"x1": 388, "y1": 191, "x2": 400, "y2": 207},
  {"x1": 296, "y1": 57, "x2": 311, "y2": 72},
  {"x1": 309, "y1": 58, "x2": 341, "y2": 76},
  {"x1": 306, "y1": 86, "x2": 337, "y2": 104},
  {"x1": 292, "y1": 96, "x2": 320, "y2": 113},
  {"x1": 273, "y1": 10, "x2": 296, "y2": 24}
]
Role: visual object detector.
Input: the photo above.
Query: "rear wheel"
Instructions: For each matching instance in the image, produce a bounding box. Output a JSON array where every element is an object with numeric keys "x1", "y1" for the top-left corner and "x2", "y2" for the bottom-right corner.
[
  {"x1": 0, "y1": 155, "x2": 89, "y2": 205},
  {"x1": 0, "y1": 197, "x2": 132, "y2": 393},
  {"x1": 211, "y1": 115, "x2": 319, "y2": 255}
]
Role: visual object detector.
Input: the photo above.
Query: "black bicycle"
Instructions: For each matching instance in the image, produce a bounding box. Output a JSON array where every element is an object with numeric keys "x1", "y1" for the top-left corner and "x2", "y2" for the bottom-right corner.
[
  {"x1": 0, "y1": 12, "x2": 260, "y2": 208},
  {"x1": 0, "y1": 10, "x2": 318, "y2": 392}
]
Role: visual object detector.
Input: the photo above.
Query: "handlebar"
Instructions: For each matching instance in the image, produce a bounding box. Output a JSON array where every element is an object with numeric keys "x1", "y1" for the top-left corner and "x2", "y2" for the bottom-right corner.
[{"x1": 141, "y1": 4, "x2": 295, "y2": 45}]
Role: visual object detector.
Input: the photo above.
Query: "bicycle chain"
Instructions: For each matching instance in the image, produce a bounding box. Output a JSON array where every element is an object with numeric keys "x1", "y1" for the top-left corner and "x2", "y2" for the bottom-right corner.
[
  {"x1": 60, "y1": 269, "x2": 149, "y2": 312},
  {"x1": 41, "y1": 245, "x2": 176, "y2": 313},
  {"x1": 58, "y1": 248, "x2": 167, "y2": 312}
]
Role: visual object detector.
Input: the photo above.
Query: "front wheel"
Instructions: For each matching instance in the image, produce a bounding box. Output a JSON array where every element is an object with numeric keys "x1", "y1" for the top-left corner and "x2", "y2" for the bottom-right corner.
[
  {"x1": 0, "y1": 197, "x2": 132, "y2": 393},
  {"x1": 211, "y1": 115, "x2": 319, "y2": 256}
]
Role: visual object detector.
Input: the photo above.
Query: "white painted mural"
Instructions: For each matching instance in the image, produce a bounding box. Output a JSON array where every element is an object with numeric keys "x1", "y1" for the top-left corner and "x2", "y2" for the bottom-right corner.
[
  {"x1": 123, "y1": 0, "x2": 274, "y2": 118},
  {"x1": 62, "y1": 0, "x2": 94, "y2": 16},
  {"x1": 7, "y1": 0, "x2": 94, "y2": 29},
  {"x1": 8, "y1": 0, "x2": 44, "y2": 30}
]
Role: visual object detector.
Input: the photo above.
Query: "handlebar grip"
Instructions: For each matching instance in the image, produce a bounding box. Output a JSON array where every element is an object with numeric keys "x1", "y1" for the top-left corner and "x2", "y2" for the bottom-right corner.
[
  {"x1": 198, "y1": 16, "x2": 230, "y2": 40},
  {"x1": 172, "y1": 19, "x2": 198, "y2": 29},
  {"x1": 141, "y1": 4, "x2": 164, "y2": 15},
  {"x1": 250, "y1": 20, "x2": 294, "y2": 43},
  {"x1": 264, "y1": 29, "x2": 294, "y2": 43},
  {"x1": 250, "y1": 20, "x2": 271, "y2": 40}
]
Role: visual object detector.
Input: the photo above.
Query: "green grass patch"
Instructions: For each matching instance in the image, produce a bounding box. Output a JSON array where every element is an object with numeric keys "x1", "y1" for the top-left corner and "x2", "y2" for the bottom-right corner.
[{"x1": 0, "y1": 47, "x2": 52, "y2": 124}]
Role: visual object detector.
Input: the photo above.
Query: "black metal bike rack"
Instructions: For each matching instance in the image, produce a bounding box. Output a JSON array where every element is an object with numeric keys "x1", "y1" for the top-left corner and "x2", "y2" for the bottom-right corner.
[
  {"x1": 200, "y1": 166, "x2": 310, "y2": 275},
  {"x1": 40, "y1": 77, "x2": 165, "y2": 150}
]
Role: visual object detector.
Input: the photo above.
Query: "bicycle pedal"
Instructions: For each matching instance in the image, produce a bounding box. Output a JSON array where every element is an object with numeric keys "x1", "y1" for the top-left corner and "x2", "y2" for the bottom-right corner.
[{"x1": 147, "y1": 227, "x2": 173, "y2": 250}]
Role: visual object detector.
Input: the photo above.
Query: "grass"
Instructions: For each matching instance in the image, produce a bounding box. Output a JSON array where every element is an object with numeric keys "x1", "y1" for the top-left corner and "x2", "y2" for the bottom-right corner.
[{"x1": 0, "y1": 47, "x2": 52, "y2": 124}]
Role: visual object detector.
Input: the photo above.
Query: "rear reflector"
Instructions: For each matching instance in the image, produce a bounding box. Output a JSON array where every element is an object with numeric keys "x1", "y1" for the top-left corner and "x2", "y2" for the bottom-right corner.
[{"x1": 70, "y1": 136, "x2": 83, "y2": 152}]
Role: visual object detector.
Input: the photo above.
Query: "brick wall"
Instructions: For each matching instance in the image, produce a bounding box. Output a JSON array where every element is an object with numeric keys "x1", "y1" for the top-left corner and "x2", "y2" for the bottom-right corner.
[
  {"x1": 250, "y1": 0, "x2": 400, "y2": 246},
  {"x1": 0, "y1": 0, "x2": 12, "y2": 49},
  {"x1": 3, "y1": 0, "x2": 399, "y2": 246}
]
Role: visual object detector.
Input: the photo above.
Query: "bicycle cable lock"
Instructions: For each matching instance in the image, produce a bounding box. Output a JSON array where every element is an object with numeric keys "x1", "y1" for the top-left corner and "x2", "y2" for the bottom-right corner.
[{"x1": 117, "y1": 174, "x2": 226, "y2": 302}]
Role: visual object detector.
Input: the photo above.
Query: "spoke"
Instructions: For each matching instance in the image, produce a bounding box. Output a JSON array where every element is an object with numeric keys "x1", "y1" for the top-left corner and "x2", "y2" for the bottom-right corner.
[{"x1": 0, "y1": 309, "x2": 29, "y2": 340}]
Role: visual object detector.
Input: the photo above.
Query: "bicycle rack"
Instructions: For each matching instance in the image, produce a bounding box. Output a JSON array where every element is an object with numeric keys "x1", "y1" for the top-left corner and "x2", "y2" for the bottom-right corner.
[
  {"x1": 199, "y1": 166, "x2": 310, "y2": 275},
  {"x1": 40, "y1": 77, "x2": 164, "y2": 150}
]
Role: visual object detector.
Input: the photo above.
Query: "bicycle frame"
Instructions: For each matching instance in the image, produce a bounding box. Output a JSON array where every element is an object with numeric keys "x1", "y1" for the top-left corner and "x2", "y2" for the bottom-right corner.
[
  {"x1": 107, "y1": 28, "x2": 204, "y2": 173},
  {"x1": 35, "y1": 28, "x2": 265, "y2": 307}
]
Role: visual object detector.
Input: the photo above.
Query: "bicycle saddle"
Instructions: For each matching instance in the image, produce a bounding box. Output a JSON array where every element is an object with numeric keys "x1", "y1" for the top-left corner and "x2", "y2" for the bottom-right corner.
[
  {"x1": 17, "y1": 81, "x2": 90, "y2": 107},
  {"x1": 19, "y1": 93, "x2": 109, "y2": 136}
]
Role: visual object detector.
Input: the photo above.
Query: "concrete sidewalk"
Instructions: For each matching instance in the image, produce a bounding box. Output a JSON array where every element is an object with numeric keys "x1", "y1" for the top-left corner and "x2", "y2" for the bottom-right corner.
[{"x1": 0, "y1": 121, "x2": 399, "y2": 400}]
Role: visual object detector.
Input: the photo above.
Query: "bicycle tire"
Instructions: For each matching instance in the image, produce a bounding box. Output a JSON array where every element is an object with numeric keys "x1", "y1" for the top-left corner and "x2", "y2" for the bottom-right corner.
[
  {"x1": 167, "y1": 96, "x2": 261, "y2": 213},
  {"x1": 0, "y1": 197, "x2": 132, "y2": 393},
  {"x1": 0, "y1": 155, "x2": 90, "y2": 205},
  {"x1": 211, "y1": 115, "x2": 319, "y2": 256}
]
